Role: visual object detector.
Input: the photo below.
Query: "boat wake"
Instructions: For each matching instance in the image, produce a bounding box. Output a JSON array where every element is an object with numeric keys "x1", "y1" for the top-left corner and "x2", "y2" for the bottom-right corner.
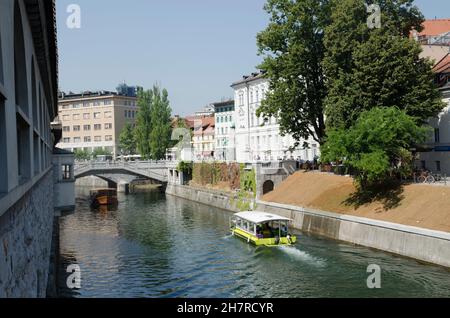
[{"x1": 276, "y1": 246, "x2": 326, "y2": 268}]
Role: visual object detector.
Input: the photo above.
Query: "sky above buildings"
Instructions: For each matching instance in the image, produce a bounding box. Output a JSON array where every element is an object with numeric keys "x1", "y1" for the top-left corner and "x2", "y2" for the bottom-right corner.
[{"x1": 56, "y1": 0, "x2": 450, "y2": 116}]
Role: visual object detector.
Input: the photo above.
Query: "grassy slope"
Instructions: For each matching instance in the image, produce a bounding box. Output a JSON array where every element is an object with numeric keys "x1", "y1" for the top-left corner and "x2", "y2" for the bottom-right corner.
[{"x1": 262, "y1": 172, "x2": 450, "y2": 233}]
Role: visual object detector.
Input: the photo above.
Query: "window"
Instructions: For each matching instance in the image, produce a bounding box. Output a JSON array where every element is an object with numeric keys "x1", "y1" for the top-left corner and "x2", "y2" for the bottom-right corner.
[
  {"x1": 94, "y1": 136, "x2": 102, "y2": 142},
  {"x1": 73, "y1": 103, "x2": 81, "y2": 109},
  {"x1": 105, "y1": 135, "x2": 113, "y2": 141},
  {"x1": 31, "y1": 58, "x2": 38, "y2": 128},
  {"x1": 16, "y1": 115, "x2": 31, "y2": 183},
  {"x1": 63, "y1": 138, "x2": 70, "y2": 143},
  {"x1": 73, "y1": 114, "x2": 80, "y2": 120},
  {"x1": 94, "y1": 124, "x2": 101, "y2": 130},
  {"x1": 73, "y1": 137, "x2": 81, "y2": 143},
  {"x1": 104, "y1": 99, "x2": 111, "y2": 105},
  {"x1": 14, "y1": 2, "x2": 29, "y2": 116},
  {"x1": 0, "y1": 25, "x2": 3, "y2": 85},
  {"x1": 73, "y1": 125, "x2": 81, "y2": 132},
  {"x1": 0, "y1": 98, "x2": 7, "y2": 192},
  {"x1": 105, "y1": 123, "x2": 112, "y2": 130},
  {"x1": 84, "y1": 136, "x2": 91, "y2": 143},
  {"x1": 104, "y1": 111, "x2": 112, "y2": 118},
  {"x1": 62, "y1": 115, "x2": 70, "y2": 121},
  {"x1": 83, "y1": 102, "x2": 90, "y2": 107},
  {"x1": 436, "y1": 161, "x2": 441, "y2": 172},
  {"x1": 83, "y1": 113, "x2": 90, "y2": 119},
  {"x1": 83, "y1": 125, "x2": 91, "y2": 131},
  {"x1": 62, "y1": 165, "x2": 72, "y2": 180},
  {"x1": 93, "y1": 101, "x2": 100, "y2": 106},
  {"x1": 63, "y1": 126, "x2": 70, "y2": 132},
  {"x1": 33, "y1": 133, "x2": 40, "y2": 176},
  {"x1": 434, "y1": 128, "x2": 440, "y2": 143},
  {"x1": 239, "y1": 93, "x2": 244, "y2": 106},
  {"x1": 93, "y1": 112, "x2": 101, "y2": 119}
]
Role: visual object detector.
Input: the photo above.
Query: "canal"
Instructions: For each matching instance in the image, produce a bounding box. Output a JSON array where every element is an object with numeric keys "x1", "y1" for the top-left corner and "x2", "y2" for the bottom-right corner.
[{"x1": 57, "y1": 188, "x2": 450, "y2": 298}]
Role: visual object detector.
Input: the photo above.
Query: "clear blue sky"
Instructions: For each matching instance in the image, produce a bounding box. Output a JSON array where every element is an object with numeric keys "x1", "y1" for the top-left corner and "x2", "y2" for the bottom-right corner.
[{"x1": 56, "y1": 0, "x2": 450, "y2": 116}]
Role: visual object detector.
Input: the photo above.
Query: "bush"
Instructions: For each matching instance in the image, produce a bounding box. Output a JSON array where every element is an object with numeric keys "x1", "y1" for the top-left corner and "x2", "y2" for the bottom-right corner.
[{"x1": 322, "y1": 107, "x2": 427, "y2": 188}]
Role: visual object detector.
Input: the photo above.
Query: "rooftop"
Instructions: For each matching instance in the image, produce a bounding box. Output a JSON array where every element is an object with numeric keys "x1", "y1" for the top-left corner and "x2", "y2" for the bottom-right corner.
[
  {"x1": 417, "y1": 19, "x2": 450, "y2": 37},
  {"x1": 58, "y1": 90, "x2": 136, "y2": 101},
  {"x1": 234, "y1": 211, "x2": 291, "y2": 224},
  {"x1": 231, "y1": 71, "x2": 266, "y2": 87}
]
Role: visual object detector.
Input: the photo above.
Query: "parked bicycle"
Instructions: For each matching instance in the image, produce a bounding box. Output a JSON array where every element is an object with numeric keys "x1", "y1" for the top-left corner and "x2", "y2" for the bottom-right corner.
[{"x1": 414, "y1": 170, "x2": 443, "y2": 184}]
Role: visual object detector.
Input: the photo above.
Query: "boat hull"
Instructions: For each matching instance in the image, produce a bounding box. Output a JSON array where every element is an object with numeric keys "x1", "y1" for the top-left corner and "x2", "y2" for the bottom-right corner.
[
  {"x1": 231, "y1": 228, "x2": 297, "y2": 246},
  {"x1": 91, "y1": 195, "x2": 118, "y2": 208}
]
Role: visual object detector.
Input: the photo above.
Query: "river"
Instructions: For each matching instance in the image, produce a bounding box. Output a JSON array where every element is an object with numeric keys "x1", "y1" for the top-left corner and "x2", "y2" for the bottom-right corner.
[{"x1": 57, "y1": 187, "x2": 450, "y2": 298}]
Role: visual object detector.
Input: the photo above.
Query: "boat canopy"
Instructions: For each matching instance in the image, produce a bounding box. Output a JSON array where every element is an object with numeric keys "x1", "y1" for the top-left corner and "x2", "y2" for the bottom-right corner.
[{"x1": 233, "y1": 211, "x2": 291, "y2": 224}]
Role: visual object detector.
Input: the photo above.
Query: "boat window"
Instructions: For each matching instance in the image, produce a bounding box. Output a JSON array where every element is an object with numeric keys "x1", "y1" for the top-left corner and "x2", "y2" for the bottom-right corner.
[{"x1": 236, "y1": 218, "x2": 242, "y2": 229}]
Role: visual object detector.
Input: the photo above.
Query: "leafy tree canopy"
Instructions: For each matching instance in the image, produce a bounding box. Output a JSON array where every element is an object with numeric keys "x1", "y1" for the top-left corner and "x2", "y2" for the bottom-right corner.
[{"x1": 321, "y1": 107, "x2": 428, "y2": 187}]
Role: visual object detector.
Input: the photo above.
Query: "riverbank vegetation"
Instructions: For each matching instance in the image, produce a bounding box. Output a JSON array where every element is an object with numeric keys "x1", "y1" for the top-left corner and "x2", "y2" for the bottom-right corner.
[
  {"x1": 119, "y1": 85, "x2": 172, "y2": 160},
  {"x1": 256, "y1": 0, "x2": 445, "y2": 193}
]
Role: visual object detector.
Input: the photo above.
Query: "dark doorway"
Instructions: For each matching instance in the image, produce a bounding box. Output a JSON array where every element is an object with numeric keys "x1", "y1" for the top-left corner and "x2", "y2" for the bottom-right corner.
[{"x1": 263, "y1": 180, "x2": 275, "y2": 195}]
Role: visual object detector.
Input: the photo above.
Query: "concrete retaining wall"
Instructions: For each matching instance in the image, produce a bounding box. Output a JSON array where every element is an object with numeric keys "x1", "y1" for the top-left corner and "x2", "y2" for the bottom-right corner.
[
  {"x1": 166, "y1": 184, "x2": 450, "y2": 268},
  {"x1": 0, "y1": 171, "x2": 55, "y2": 297}
]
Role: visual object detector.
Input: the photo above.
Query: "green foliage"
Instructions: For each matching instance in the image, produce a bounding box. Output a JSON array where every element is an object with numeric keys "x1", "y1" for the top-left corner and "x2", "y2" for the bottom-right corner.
[
  {"x1": 149, "y1": 85, "x2": 172, "y2": 160},
  {"x1": 119, "y1": 123, "x2": 136, "y2": 155},
  {"x1": 135, "y1": 88, "x2": 153, "y2": 159},
  {"x1": 134, "y1": 85, "x2": 173, "y2": 160},
  {"x1": 323, "y1": 0, "x2": 443, "y2": 129},
  {"x1": 322, "y1": 107, "x2": 428, "y2": 188},
  {"x1": 74, "y1": 149, "x2": 91, "y2": 161},
  {"x1": 235, "y1": 166, "x2": 257, "y2": 211},
  {"x1": 256, "y1": 0, "x2": 331, "y2": 146},
  {"x1": 92, "y1": 148, "x2": 113, "y2": 158},
  {"x1": 177, "y1": 161, "x2": 193, "y2": 175}
]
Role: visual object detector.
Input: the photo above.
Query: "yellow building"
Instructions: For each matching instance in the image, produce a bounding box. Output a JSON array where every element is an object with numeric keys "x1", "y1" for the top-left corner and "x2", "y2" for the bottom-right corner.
[{"x1": 56, "y1": 91, "x2": 138, "y2": 158}]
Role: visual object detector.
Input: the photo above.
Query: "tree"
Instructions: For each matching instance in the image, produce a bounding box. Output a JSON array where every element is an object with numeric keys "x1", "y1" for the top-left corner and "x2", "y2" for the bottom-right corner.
[
  {"x1": 321, "y1": 107, "x2": 428, "y2": 188},
  {"x1": 135, "y1": 88, "x2": 153, "y2": 159},
  {"x1": 323, "y1": 0, "x2": 443, "y2": 129},
  {"x1": 256, "y1": 0, "x2": 332, "y2": 146},
  {"x1": 74, "y1": 149, "x2": 91, "y2": 161},
  {"x1": 149, "y1": 85, "x2": 172, "y2": 160},
  {"x1": 92, "y1": 148, "x2": 113, "y2": 158},
  {"x1": 119, "y1": 123, "x2": 136, "y2": 155}
]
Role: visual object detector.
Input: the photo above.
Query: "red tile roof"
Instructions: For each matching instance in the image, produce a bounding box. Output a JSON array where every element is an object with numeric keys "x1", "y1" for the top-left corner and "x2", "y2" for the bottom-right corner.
[
  {"x1": 433, "y1": 54, "x2": 450, "y2": 73},
  {"x1": 416, "y1": 19, "x2": 450, "y2": 37}
]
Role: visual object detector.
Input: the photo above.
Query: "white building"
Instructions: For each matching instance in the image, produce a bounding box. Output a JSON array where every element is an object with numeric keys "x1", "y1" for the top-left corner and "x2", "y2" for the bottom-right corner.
[
  {"x1": 213, "y1": 100, "x2": 236, "y2": 161},
  {"x1": 231, "y1": 72, "x2": 319, "y2": 163},
  {"x1": 414, "y1": 20, "x2": 450, "y2": 175}
]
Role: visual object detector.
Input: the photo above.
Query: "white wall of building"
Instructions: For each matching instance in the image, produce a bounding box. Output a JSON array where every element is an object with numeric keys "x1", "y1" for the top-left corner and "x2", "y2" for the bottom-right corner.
[
  {"x1": 417, "y1": 96, "x2": 450, "y2": 174},
  {"x1": 214, "y1": 104, "x2": 236, "y2": 161},
  {"x1": 232, "y1": 76, "x2": 319, "y2": 163}
]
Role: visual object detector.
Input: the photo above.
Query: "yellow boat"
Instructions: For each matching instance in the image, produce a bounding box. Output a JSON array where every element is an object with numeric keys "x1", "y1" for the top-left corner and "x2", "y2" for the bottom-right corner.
[{"x1": 230, "y1": 211, "x2": 297, "y2": 246}]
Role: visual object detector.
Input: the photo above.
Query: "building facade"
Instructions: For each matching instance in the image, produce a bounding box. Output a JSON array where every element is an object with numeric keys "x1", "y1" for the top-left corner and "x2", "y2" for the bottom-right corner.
[
  {"x1": 193, "y1": 116, "x2": 215, "y2": 161},
  {"x1": 231, "y1": 72, "x2": 319, "y2": 163},
  {"x1": 213, "y1": 100, "x2": 236, "y2": 161},
  {"x1": 56, "y1": 90, "x2": 138, "y2": 158},
  {"x1": 0, "y1": 0, "x2": 72, "y2": 297},
  {"x1": 414, "y1": 20, "x2": 450, "y2": 175}
]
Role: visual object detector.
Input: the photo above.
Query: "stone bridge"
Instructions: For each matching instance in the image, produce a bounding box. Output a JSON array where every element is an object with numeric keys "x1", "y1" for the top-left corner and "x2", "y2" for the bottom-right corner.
[{"x1": 74, "y1": 161, "x2": 177, "y2": 191}]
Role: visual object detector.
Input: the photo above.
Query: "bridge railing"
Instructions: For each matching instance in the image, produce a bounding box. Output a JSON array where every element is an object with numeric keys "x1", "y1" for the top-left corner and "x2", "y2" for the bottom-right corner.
[{"x1": 74, "y1": 160, "x2": 177, "y2": 173}]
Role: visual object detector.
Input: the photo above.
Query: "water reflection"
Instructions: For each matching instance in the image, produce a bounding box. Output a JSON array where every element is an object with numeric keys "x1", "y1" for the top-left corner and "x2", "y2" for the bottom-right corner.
[{"x1": 57, "y1": 187, "x2": 450, "y2": 298}]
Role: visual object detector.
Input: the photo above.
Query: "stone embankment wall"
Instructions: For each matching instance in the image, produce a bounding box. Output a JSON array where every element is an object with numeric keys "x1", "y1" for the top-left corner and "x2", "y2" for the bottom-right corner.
[
  {"x1": 166, "y1": 184, "x2": 450, "y2": 268},
  {"x1": 0, "y1": 171, "x2": 55, "y2": 297}
]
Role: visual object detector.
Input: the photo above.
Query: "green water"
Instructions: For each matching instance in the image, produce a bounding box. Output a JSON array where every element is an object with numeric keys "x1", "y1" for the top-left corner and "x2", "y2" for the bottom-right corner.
[{"x1": 58, "y1": 188, "x2": 450, "y2": 298}]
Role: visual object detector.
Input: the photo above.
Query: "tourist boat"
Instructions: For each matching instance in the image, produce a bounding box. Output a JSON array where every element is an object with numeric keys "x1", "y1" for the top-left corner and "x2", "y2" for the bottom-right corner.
[
  {"x1": 90, "y1": 188, "x2": 118, "y2": 208},
  {"x1": 230, "y1": 211, "x2": 297, "y2": 246}
]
